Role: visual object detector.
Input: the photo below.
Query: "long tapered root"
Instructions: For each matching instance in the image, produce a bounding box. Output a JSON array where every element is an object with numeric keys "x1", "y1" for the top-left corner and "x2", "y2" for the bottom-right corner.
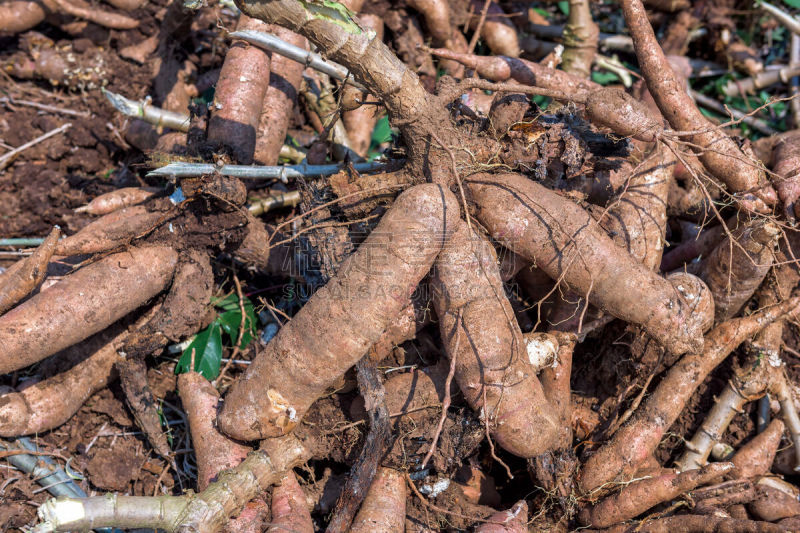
[
  {"x1": 432, "y1": 221, "x2": 560, "y2": 457},
  {"x1": 0, "y1": 246, "x2": 178, "y2": 375},
  {"x1": 218, "y1": 183, "x2": 459, "y2": 441},
  {"x1": 466, "y1": 172, "x2": 705, "y2": 356}
]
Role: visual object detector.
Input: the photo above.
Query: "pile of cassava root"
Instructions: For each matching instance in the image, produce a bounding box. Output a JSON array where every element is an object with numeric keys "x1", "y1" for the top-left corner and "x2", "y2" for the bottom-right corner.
[{"x1": 3, "y1": 0, "x2": 800, "y2": 530}]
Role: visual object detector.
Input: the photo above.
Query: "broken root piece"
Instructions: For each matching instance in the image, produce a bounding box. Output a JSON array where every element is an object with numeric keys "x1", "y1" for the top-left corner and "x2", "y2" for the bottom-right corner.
[{"x1": 0, "y1": 226, "x2": 60, "y2": 315}]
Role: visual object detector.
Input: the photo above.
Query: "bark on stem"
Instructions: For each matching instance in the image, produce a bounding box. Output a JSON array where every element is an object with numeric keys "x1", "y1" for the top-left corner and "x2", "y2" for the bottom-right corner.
[
  {"x1": 235, "y1": 0, "x2": 456, "y2": 182},
  {"x1": 561, "y1": 0, "x2": 599, "y2": 79},
  {"x1": 35, "y1": 436, "x2": 308, "y2": 533}
]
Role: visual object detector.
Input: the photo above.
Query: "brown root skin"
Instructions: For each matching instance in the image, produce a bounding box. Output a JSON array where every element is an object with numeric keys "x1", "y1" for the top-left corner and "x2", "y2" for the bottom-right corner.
[
  {"x1": 558, "y1": 157, "x2": 635, "y2": 208},
  {"x1": 350, "y1": 362, "x2": 454, "y2": 423},
  {"x1": 123, "y1": 250, "x2": 213, "y2": 357},
  {"x1": 178, "y1": 372, "x2": 253, "y2": 490},
  {"x1": 642, "y1": 0, "x2": 689, "y2": 11},
  {"x1": 0, "y1": 245, "x2": 178, "y2": 375},
  {"x1": 255, "y1": 26, "x2": 306, "y2": 165},
  {"x1": 466, "y1": 172, "x2": 704, "y2": 356},
  {"x1": 406, "y1": 0, "x2": 450, "y2": 47},
  {"x1": 770, "y1": 129, "x2": 800, "y2": 221},
  {"x1": 208, "y1": 15, "x2": 273, "y2": 164},
  {"x1": 428, "y1": 48, "x2": 598, "y2": 101},
  {"x1": 749, "y1": 478, "x2": 800, "y2": 522},
  {"x1": 342, "y1": 14, "x2": 384, "y2": 157},
  {"x1": 432, "y1": 222, "x2": 560, "y2": 457},
  {"x1": 119, "y1": 356, "x2": 174, "y2": 459},
  {"x1": 103, "y1": 0, "x2": 146, "y2": 11},
  {"x1": 539, "y1": 332, "x2": 577, "y2": 450},
  {"x1": 585, "y1": 88, "x2": 662, "y2": 143},
  {"x1": 407, "y1": 0, "x2": 465, "y2": 77},
  {"x1": 660, "y1": 223, "x2": 724, "y2": 273},
  {"x1": 76, "y1": 187, "x2": 160, "y2": 216},
  {"x1": 697, "y1": 218, "x2": 780, "y2": 323},
  {"x1": 0, "y1": 320, "x2": 131, "y2": 436},
  {"x1": 598, "y1": 144, "x2": 673, "y2": 271},
  {"x1": 621, "y1": 0, "x2": 774, "y2": 205},
  {"x1": 178, "y1": 371, "x2": 271, "y2": 533},
  {"x1": 218, "y1": 184, "x2": 459, "y2": 441},
  {"x1": 469, "y1": 0, "x2": 521, "y2": 57},
  {"x1": 578, "y1": 295, "x2": 800, "y2": 494},
  {"x1": 268, "y1": 472, "x2": 313, "y2": 533},
  {"x1": 227, "y1": 500, "x2": 269, "y2": 533},
  {"x1": 579, "y1": 462, "x2": 733, "y2": 528},
  {"x1": 367, "y1": 296, "x2": 430, "y2": 363},
  {"x1": 349, "y1": 468, "x2": 406, "y2": 533},
  {"x1": 633, "y1": 515, "x2": 785, "y2": 533},
  {"x1": 233, "y1": 214, "x2": 277, "y2": 273},
  {"x1": 0, "y1": 0, "x2": 52, "y2": 34},
  {"x1": 475, "y1": 501, "x2": 528, "y2": 533},
  {"x1": 0, "y1": 226, "x2": 60, "y2": 315},
  {"x1": 729, "y1": 419, "x2": 784, "y2": 480},
  {"x1": 54, "y1": 205, "x2": 168, "y2": 256},
  {"x1": 118, "y1": 251, "x2": 212, "y2": 459},
  {"x1": 49, "y1": 0, "x2": 138, "y2": 28}
]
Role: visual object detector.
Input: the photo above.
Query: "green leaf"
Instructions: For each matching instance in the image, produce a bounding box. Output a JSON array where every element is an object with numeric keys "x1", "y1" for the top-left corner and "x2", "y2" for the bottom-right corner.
[
  {"x1": 782, "y1": 0, "x2": 800, "y2": 8},
  {"x1": 557, "y1": 0, "x2": 569, "y2": 14},
  {"x1": 175, "y1": 323, "x2": 223, "y2": 380},
  {"x1": 371, "y1": 116, "x2": 393, "y2": 146},
  {"x1": 532, "y1": 94, "x2": 551, "y2": 108},
  {"x1": 218, "y1": 308, "x2": 257, "y2": 350},
  {"x1": 299, "y1": 0, "x2": 365, "y2": 35},
  {"x1": 591, "y1": 70, "x2": 621, "y2": 85},
  {"x1": 531, "y1": 7, "x2": 549, "y2": 18}
]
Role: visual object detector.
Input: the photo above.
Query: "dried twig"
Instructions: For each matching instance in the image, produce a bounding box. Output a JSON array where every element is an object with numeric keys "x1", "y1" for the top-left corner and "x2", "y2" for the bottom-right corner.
[
  {"x1": 229, "y1": 30, "x2": 366, "y2": 90},
  {"x1": 147, "y1": 161, "x2": 389, "y2": 180},
  {"x1": 0, "y1": 123, "x2": 71, "y2": 170}
]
